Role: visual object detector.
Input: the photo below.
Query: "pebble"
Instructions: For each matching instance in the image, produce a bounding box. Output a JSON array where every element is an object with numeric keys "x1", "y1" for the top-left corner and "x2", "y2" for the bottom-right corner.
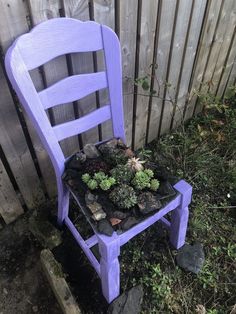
[
  {"x1": 83, "y1": 144, "x2": 100, "y2": 158},
  {"x1": 32, "y1": 305, "x2": 38, "y2": 313}
]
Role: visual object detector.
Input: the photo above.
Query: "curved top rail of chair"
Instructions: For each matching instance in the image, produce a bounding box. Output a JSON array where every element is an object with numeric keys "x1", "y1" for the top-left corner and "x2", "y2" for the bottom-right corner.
[{"x1": 7, "y1": 18, "x2": 106, "y2": 70}]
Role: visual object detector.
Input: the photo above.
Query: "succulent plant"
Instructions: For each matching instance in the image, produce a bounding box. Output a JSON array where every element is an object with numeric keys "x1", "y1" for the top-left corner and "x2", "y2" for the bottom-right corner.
[
  {"x1": 132, "y1": 171, "x2": 150, "y2": 190},
  {"x1": 99, "y1": 179, "x2": 112, "y2": 191},
  {"x1": 82, "y1": 173, "x2": 91, "y2": 184},
  {"x1": 144, "y1": 168, "x2": 154, "y2": 178},
  {"x1": 127, "y1": 157, "x2": 145, "y2": 172},
  {"x1": 150, "y1": 179, "x2": 160, "y2": 191},
  {"x1": 94, "y1": 171, "x2": 107, "y2": 182},
  {"x1": 109, "y1": 184, "x2": 137, "y2": 209},
  {"x1": 87, "y1": 179, "x2": 98, "y2": 190},
  {"x1": 110, "y1": 165, "x2": 134, "y2": 184}
]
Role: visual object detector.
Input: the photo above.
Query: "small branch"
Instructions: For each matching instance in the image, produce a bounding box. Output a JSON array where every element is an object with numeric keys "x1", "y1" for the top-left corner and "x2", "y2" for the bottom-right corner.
[{"x1": 206, "y1": 205, "x2": 236, "y2": 209}]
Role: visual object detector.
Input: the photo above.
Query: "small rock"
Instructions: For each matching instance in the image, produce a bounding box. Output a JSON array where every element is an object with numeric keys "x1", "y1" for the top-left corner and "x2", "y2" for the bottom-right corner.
[
  {"x1": 65, "y1": 152, "x2": 86, "y2": 170},
  {"x1": 85, "y1": 192, "x2": 98, "y2": 204},
  {"x1": 32, "y1": 305, "x2": 38, "y2": 313},
  {"x1": 110, "y1": 218, "x2": 122, "y2": 226},
  {"x1": 120, "y1": 217, "x2": 139, "y2": 231},
  {"x1": 92, "y1": 209, "x2": 107, "y2": 221},
  {"x1": 97, "y1": 219, "x2": 114, "y2": 236},
  {"x1": 108, "y1": 285, "x2": 143, "y2": 314},
  {"x1": 83, "y1": 143, "x2": 100, "y2": 158},
  {"x1": 3, "y1": 288, "x2": 8, "y2": 295},
  {"x1": 195, "y1": 304, "x2": 206, "y2": 314},
  {"x1": 138, "y1": 192, "x2": 162, "y2": 215},
  {"x1": 112, "y1": 210, "x2": 129, "y2": 220},
  {"x1": 176, "y1": 243, "x2": 205, "y2": 274},
  {"x1": 87, "y1": 202, "x2": 102, "y2": 214}
]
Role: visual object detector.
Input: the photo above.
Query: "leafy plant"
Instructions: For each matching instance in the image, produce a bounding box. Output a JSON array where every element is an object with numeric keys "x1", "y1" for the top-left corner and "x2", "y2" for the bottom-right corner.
[
  {"x1": 110, "y1": 164, "x2": 134, "y2": 184},
  {"x1": 131, "y1": 169, "x2": 158, "y2": 190},
  {"x1": 82, "y1": 171, "x2": 116, "y2": 191},
  {"x1": 109, "y1": 184, "x2": 137, "y2": 209}
]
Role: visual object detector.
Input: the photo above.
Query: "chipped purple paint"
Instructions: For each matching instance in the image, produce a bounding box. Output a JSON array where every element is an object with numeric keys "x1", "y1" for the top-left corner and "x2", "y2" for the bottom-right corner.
[{"x1": 5, "y1": 18, "x2": 192, "y2": 303}]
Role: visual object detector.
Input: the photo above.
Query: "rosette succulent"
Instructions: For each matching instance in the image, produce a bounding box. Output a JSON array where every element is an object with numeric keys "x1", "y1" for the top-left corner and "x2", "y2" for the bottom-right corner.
[
  {"x1": 110, "y1": 165, "x2": 133, "y2": 184},
  {"x1": 109, "y1": 184, "x2": 137, "y2": 209}
]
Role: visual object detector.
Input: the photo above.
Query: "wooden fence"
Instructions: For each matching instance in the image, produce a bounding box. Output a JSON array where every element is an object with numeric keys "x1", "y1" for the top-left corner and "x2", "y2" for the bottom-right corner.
[{"x1": 0, "y1": 0, "x2": 235, "y2": 225}]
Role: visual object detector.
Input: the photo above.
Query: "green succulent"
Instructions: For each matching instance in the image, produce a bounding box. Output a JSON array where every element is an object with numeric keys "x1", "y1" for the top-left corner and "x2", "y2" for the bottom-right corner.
[
  {"x1": 100, "y1": 179, "x2": 112, "y2": 191},
  {"x1": 93, "y1": 171, "x2": 107, "y2": 182},
  {"x1": 108, "y1": 177, "x2": 116, "y2": 185},
  {"x1": 109, "y1": 184, "x2": 137, "y2": 209},
  {"x1": 144, "y1": 168, "x2": 154, "y2": 178},
  {"x1": 87, "y1": 179, "x2": 98, "y2": 190},
  {"x1": 110, "y1": 165, "x2": 133, "y2": 184},
  {"x1": 150, "y1": 179, "x2": 160, "y2": 191},
  {"x1": 82, "y1": 173, "x2": 91, "y2": 184},
  {"x1": 132, "y1": 170, "x2": 151, "y2": 190}
]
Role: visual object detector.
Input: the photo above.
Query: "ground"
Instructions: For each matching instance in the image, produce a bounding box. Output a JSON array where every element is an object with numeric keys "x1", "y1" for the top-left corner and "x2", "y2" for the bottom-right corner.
[
  {"x1": 0, "y1": 215, "x2": 61, "y2": 314},
  {"x1": 0, "y1": 88, "x2": 236, "y2": 314}
]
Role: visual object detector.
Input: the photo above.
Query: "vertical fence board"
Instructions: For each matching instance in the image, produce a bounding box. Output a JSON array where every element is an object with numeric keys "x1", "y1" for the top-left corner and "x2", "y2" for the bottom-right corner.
[
  {"x1": 217, "y1": 34, "x2": 236, "y2": 97},
  {"x1": 160, "y1": 0, "x2": 193, "y2": 135},
  {"x1": 134, "y1": 0, "x2": 158, "y2": 149},
  {"x1": 93, "y1": 0, "x2": 115, "y2": 142},
  {"x1": 202, "y1": 0, "x2": 236, "y2": 98},
  {"x1": 0, "y1": 65, "x2": 44, "y2": 208},
  {"x1": 185, "y1": 0, "x2": 223, "y2": 120},
  {"x1": 173, "y1": 0, "x2": 207, "y2": 128},
  {"x1": 210, "y1": 1, "x2": 236, "y2": 95},
  {"x1": 148, "y1": 0, "x2": 177, "y2": 143},
  {"x1": 0, "y1": 0, "x2": 56, "y2": 198},
  {"x1": 29, "y1": 0, "x2": 79, "y2": 158},
  {"x1": 0, "y1": 159, "x2": 24, "y2": 224},
  {"x1": 120, "y1": 0, "x2": 138, "y2": 147}
]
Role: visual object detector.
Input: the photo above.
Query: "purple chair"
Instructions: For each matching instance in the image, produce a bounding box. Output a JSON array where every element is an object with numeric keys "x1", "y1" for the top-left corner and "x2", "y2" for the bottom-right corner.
[{"x1": 5, "y1": 18, "x2": 192, "y2": 303}]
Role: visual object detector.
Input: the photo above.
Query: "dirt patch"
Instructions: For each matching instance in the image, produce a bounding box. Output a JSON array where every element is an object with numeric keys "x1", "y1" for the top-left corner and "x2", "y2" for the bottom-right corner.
[{"x1": 0, "y1": 215, "x2": 61, "y2": 314}]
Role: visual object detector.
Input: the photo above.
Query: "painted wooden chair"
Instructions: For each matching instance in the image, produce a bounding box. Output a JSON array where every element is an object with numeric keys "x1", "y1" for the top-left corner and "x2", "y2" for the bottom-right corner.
[{"x1": 5, "y1": 18, "x2": 192, "y2": 303}]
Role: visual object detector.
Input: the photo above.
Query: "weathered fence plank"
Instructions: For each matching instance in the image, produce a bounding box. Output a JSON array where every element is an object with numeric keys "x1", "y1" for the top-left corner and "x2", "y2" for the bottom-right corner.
[
  {"x1": 134, "y1": 0, "x2": 159, "y2": 149},
  {"x1": 160, "y1": 0, "x2": 193, "y2": 135},
  {"x1": 93, "y1": 0, "x2": 115, "y2": 142},
  {"x1": 148, "y1": 0, "x2": 177, "y2": 143},
  {"x1": 119, "y1": 0, "x2": 138, "y2": 147},
  {"x1": 0, "y1": 0, "x2": 56, "y2": 198},
  {"x1": 0, "y1": 63, "x2": 44, "y2": 209},
  {"x1": 185, "y1": 0, "x2": 223, "y2": 119}
]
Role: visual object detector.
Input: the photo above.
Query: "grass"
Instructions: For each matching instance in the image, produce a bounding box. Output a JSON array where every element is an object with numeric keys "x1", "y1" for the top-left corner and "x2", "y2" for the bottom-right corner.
[{"x1": 119, "y1": 87, "x2": 236, "y2": 313}]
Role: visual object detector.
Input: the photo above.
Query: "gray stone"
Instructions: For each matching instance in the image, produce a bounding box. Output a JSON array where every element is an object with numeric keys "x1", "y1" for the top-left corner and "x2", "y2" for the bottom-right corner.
[
  {"x1": 120, "y1": 217, "x2": 139, "y2": 231},
  {"x1": 83, "y1": 143, "x2": 100, "y2": 158},
  {"x1": 92, "y1": 209, "x2": 107, "y2": 221},
  {"x1": 97, "y1": 219, "x2": 114, "y2": 236},
  {"x1": 176, "y1": 243, "x2": 205, "y2": 274},
  {"x1": 138, "y1": 192, "x2": 162, "y2": 215},
  {"x1": 112, "y1": 210, "x2": 129, "y2": 220},
  {"x1": 107, "y1": 285, "x2": 143, "y2": 314},
  {"x1": 85, "y1": 192, "x2": 98, "y2": 204}
]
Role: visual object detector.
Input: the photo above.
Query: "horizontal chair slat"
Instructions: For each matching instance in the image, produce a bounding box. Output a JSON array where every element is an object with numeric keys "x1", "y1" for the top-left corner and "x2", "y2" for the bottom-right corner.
[
  {"x1": 53, "y1": 105, "x2": 111, "y2": 141},
  {"x1": 16, "y1": 18, "x2": 103, "y2": 70},
  {"x1": 38, "y1": 72, "x2": 107, "y2": 109}
]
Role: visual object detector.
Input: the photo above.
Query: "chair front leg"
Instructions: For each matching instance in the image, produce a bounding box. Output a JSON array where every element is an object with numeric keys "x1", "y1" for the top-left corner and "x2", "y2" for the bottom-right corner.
[
  {"x1": 98, "y1": 233, "x2": 120, "y2": 303},
  {"x1": 170, "y1": 180, "x2": 192, "y2": 249}
]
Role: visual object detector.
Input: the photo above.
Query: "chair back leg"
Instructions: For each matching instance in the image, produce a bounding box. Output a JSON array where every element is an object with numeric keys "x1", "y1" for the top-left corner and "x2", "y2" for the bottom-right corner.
[
  {"x1": 170, "y1": 180, "x2": 192, "y2": 249},
  {"x1": 57, "y1": 180, "x2": 70, "y2": 226}
]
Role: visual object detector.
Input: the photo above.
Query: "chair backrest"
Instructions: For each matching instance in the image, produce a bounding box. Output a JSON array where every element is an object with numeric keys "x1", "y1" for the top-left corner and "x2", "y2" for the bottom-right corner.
[{"x1": 5, "y1": 18, "x2": 125, "y2": 178}]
